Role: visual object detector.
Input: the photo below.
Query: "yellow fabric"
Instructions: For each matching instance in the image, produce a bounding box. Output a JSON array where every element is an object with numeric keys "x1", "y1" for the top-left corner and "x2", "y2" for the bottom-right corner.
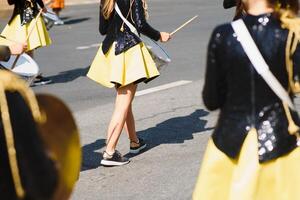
[
  {"x1": 0, "y1": 15, "x2": 51, "y2": 51},
  {"x1": 193, "y1": 129, "x2": 300, "y2": 200},
  {"x1": 87, "y1": 43, "x2": 160, "y2": 88}
]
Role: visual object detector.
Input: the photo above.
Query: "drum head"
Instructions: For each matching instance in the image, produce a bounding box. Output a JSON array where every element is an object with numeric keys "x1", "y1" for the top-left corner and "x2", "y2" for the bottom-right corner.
[
  {"x1": 0, "y1": 53, "x2": 39, "y2": 77},
  {"x1": 36, "y1": 94, "x2": 81, "y2": 200},
  {"x1": 141, "y1": 35, "x2": 171, "y2": 63}
]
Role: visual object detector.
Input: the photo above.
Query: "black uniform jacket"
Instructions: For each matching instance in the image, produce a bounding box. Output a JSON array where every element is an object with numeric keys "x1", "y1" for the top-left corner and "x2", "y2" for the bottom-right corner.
[
  {"x1": 203, "y1": 13, "x2": 300, "y2": 163},
  {"x1": 0, "y1": 46, "x2": 11, "y2": 62},
  {"x1": 0, "y1": 91, "x2": 58, "y2": 200},
  {"x1": 7, "y1": 0, "x2": 45, "y2": 24},
  {"x1": 99, "y1": 0, "x2": 161, "y2": 55}
]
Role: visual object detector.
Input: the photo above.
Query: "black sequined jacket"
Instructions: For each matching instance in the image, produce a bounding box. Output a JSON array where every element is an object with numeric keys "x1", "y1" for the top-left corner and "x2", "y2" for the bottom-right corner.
[
  {"x1": 7, "y1": 0, "x2": 45, "y2": 24},
  {"x1": 0, "y1": 46, "x2": 11, "y2": 62},
  {"x1": 99, "y1": 0, "x2": 161, "y2": 55},
  {"x1": 203, "y1": 13, "x2": 300, "y2": 163}
]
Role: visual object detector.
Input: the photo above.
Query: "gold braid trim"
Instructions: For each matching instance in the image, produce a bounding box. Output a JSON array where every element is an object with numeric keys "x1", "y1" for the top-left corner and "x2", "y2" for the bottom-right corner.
[
  {"x1": 281, "y1": 11, "x2": 300, "y2": 93},
  {"x1": 0, "y1": 71, "x2": 42, "y2": 199},
  {"x1": 282, "y1": 102, "x2": 300, "y2": 139},
  {"x1": 279, "y1": 12, "x2": 300, "y2": 139}
]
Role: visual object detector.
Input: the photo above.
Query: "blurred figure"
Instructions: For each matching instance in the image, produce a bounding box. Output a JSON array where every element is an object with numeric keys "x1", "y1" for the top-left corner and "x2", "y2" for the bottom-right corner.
[
  {"x1": 44, "y1": 0, "x2": 65, "y2": 25},
  {"x1": 193, "y1": 0, "x2": 300, "y2": 199},
  {"x1": 0, "y1": 49, "x2": 81, "y2": 199}
]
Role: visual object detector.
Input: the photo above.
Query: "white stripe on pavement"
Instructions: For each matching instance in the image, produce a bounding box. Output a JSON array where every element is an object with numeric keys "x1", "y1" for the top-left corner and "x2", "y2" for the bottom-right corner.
[
  {"x1": 136, "y1": 80, "x2": 192, "y2": 97},
  {"x1": 76, "y1": 43, "x2": 100, "y2": 50}
]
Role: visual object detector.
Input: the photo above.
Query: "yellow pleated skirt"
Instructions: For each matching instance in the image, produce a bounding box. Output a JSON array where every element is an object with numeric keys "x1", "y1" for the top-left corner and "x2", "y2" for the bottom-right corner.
[
  {"x1": 193, "y1": 129, "x2": 300, "y2": 200},
  {"x1": 0, "y1": 15, "x2": 51, "y2": 51},
  {"x1": 87, "y1": 43, "x2": 160, "y2": 88}
]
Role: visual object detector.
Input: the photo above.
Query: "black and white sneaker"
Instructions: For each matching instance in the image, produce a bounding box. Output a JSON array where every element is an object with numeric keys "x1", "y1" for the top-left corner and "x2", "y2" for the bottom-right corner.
[
  {"x1": 129, "y1": 138, "x2": 147, "y2": 154},
  {"x1": 101, "y1": 150, "x2": 130, "y2": 166},
  {"x1": 32, "y1": 75, "x2": 52, "y2": 86}
]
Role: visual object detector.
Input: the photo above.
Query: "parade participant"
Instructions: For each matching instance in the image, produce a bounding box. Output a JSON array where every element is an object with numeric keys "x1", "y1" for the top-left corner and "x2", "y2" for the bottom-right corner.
[
  {"x1": 193, "y1": 0, "x2": 300, "y2": 199},
  {"x1": 1, "y1": 0, "x2": 52, "y2": 85},
  {"x1": 0, "y1": 43, "x2": 27, "y2": 61},
  {"x1": 0, "y1": 70, "x2": 81, "y2": 199},
  {"x1": 87, "y1": 0, "x2": 171, "y2": 166}
]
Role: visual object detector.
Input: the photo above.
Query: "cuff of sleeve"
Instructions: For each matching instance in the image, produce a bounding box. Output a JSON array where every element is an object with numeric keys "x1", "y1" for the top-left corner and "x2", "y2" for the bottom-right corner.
[{"x1": 153, "y1": 31, "x2": 161, "y2": 41}]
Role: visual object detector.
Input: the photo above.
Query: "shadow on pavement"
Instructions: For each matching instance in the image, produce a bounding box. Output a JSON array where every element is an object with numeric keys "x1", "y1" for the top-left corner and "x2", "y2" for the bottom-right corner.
[
  {"x1": 124, "y1": 109, "x2": 213, "y2": 158},
  {"x1": 80, "y1": 109, "x2": 213, "y2": 171},
  {"x1": 81, "y1": 139, "x2": 106, "y2": 171},
  {"x1": 47, "y1": 66, "x2": 89, "y2": 84},
  {"x1": 63, "y1": 17, "x2": 91, "y2": 25}
]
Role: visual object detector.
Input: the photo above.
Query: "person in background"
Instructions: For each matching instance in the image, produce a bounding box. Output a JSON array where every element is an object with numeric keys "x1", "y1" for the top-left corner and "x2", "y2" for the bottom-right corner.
[
  {"x1": 1, "y1": 0, "x2": 52, "y2": 86},
  {"x1": 44, "y1": 0, "x2": 65, "y2": 25}
]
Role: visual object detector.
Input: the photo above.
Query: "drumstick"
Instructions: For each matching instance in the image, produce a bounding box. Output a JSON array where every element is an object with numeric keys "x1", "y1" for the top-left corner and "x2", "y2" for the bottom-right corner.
[
  {"x1": 12, "y1": 9, "x2": 43, "y2": 69},
  {"x1": 170, "y1": 15, "x2": 198, "y2": 36},
  {"x1": 26, "y1": 9, "x2": 44, "y2": 41}
]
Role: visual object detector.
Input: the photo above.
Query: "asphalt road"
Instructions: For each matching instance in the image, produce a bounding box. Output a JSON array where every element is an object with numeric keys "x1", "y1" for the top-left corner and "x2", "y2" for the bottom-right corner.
[{"x1": 1, "y1": 1, "x2": 234, "y2": 199}]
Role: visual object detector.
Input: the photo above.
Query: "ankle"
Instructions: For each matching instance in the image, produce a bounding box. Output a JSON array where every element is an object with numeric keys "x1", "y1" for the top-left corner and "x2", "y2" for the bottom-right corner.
[
  {"x1": 130, "y1": 139, "x2": 140, "y2": 147},
  {"x1": 103, "y1": 150, "x2": 115, "y2": 158}
]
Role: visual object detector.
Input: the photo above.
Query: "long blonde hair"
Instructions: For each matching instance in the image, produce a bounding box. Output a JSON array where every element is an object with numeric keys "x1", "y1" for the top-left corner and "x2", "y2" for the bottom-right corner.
[
  {"x1": 101, "y1": 0, "x2": 115, "y2": 19},
  {"x1": 102, "y1": 0, "x2": 149, "y2": 20}
]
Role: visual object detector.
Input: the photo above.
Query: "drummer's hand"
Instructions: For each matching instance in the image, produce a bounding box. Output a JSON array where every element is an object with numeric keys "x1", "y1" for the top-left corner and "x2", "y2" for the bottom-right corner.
[
  {"x1": 9, "y1": 43, "x2": 27, "y2": 55},
  {"x1": 160, "y1": 32, "x2": 171, "y2": 43}
]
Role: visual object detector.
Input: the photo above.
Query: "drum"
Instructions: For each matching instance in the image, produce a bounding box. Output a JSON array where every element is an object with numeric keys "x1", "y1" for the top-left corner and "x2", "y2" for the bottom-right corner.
[
  {"x1": 141, "y1": 35, "x2": 171, "y2": 71},
  {"x1": 0, "y1": 53, "x2": 39, "y2": 85}
]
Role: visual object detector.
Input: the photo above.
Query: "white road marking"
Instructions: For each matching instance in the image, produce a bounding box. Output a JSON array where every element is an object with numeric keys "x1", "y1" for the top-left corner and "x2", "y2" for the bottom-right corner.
[
  {"x1": 76, "y1": 43, "x2": 100, "y2": 50},
  {"x1": 136, "y1": 80, "x2": 193, "y2": 97}
]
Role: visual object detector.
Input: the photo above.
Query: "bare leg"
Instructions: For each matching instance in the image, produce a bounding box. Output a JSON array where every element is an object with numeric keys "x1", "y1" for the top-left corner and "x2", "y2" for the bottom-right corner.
[
  {"x1": 124, "y1": 104, "x2": 139, "y2": 144},
  {"x1": 105, "y1": 84, "x2": 137, "y2": 154}
]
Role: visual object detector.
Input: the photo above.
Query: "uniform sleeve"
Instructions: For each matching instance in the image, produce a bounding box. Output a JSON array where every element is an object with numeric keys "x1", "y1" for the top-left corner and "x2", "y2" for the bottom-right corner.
[
  {"x1": 99, "y1": 3, "x2": 112, "y2": 35},
  {"x1": 131, "y1": 0, "x2": 160, "y2": 41},
  {"x1": 202, "y1": 27, "x2": 227, "y2": 111},
  {"x1": 0, "y1": 46, "x2": 11, "y2": 62}
]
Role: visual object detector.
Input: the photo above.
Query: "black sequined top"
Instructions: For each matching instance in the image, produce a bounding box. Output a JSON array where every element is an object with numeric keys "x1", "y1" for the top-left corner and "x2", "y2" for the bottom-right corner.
[
  {"x1": 99, "y1": 0, "x2": 161, "y2": 55},
  {"x1": 7, "y1": 0, "x2": 45, "y2": 25},
  {"x1": 203, "y1": 13, "x2": 300, "y2": 163}
]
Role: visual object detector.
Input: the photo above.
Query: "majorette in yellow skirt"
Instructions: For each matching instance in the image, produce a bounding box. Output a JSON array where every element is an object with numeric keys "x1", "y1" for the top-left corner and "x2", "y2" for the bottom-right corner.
[
  {"x1": 87, "y1": 42, "x2": 160, "y2": 88},
  {"x1": 0, "y1": 15, "x2": 51, "y2": 51},
  {"x1": 193, "y1": 128, "x2": 300, "y2": 200}
]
